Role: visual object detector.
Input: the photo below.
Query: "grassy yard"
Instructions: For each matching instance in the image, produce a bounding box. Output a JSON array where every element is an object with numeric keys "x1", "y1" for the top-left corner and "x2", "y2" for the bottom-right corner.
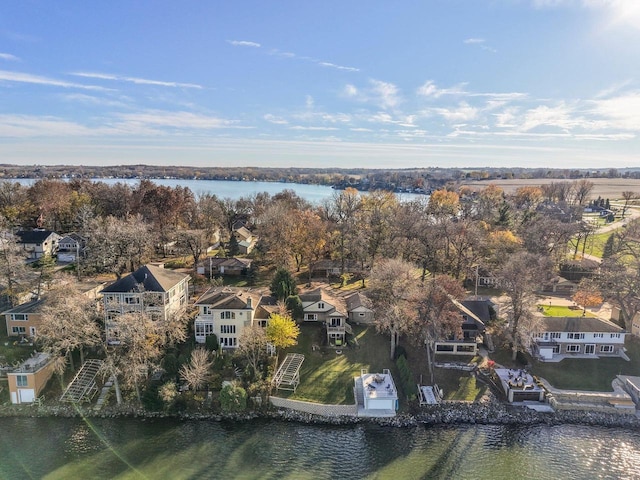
[
  {"x1": 538, "y1": 305, "x2": 596, "y2": 317},
  {"x1": 530, "y1": 336, "x2": 640, "y2": 391},
  {"x1": 568, "y1": 230, "x2": 618, "y2": 259},
  {"x1": 404, "y1": 344, "x2": 487, "y2": 402},
  {"x1": 279, "y1": 324, "x2": 395, "y2": 405},
  {"x1": 489, "y1": 334, "x2": 640, "y2": 391}
]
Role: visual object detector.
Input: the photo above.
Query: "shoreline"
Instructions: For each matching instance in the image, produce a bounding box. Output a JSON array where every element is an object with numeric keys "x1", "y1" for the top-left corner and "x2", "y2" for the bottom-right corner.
[{"x1": 2, "y1": 398, "x2": 638, "y2": 430}]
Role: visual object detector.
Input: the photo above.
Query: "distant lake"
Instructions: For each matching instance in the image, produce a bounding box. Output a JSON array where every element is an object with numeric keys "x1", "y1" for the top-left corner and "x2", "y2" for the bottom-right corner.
[{"x1": 5, "y1": 178, "x2": 424, "y2": 204}]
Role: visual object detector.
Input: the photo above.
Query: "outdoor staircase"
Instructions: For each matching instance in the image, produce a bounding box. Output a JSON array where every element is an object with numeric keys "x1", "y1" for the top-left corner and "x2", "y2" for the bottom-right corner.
[{"x1": 60, "y1": 359, "x2": 103, "y2": 404}]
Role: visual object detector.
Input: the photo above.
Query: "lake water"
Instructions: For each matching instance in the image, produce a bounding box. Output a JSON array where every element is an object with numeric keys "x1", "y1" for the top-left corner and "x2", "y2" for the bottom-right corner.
[
  {"x1": 1, "y1": 417, "x2": 639, "y2": 479},
  {"x1": 7, "y1": 178, "x2": 424, "y2": 204}
]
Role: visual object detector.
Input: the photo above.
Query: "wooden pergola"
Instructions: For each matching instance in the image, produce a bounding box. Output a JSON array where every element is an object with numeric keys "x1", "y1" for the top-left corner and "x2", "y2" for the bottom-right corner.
[{"x1": 272, "y1": 353, "x2": 305, "y2": 392}]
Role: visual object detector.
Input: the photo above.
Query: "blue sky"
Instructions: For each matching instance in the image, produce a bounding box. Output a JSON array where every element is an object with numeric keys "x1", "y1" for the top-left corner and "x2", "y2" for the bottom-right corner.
[{"x1": 1, "y1": 1, "x2": 640, "y2": 169}]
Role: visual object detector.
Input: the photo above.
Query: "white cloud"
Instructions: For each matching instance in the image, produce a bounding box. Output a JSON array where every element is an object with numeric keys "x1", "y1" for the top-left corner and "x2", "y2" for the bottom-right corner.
[
  {"x1": 0, "y1": 70, "x2": 110, "y2": 91},
  {"x1": 0, "y1": 53, "x2": 19, "y2": 61},
  {"x1": 463, "y1": 38, "x2": 485, "y2": 44},
  {"x1": 417, "y1": 80, "x2": 468, "y2": 98},
  {"x1": 317, "y1": 62, "x2": 359, "y2": 72},
  {"x1": 289, "y1": 125, "x2": 338, "y2": 131},
  {"x1": 432, "y1": 102, "x2": 479, "y2": 122},
  {"x1": 71, "y1": 72, "x2": 202, "y2": 89},
  {"x1": 227, "y1": 40, "x2": 261, "y2": 47},
  {"x1": 343, "y1": 84, "x2": 358, "y2": 97},
  {"x1": 118, "y1": 111, "x2": 239, "y2": 130},
  {"x1": 305, "y1": 95, "x2": 314, "y2": 108},
  {"x1": 264, "y1": 114, "x2": 288, "y2": 125},
  {"x1": 531, "y1": 0, "x2": 640, "y2": 30},
  {"x1": 590, "y1": 92, "x2": 640, "y2": 130},
  {"x1": 0, "y1": 114, "x2": 96, "y2": 137}
]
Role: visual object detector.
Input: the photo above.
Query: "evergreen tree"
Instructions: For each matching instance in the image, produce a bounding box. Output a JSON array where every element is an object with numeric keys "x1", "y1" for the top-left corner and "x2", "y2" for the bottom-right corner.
[
  {"x1": 270, "y1": 267, "x2": 297, "y2": 301},
  {"x1": 227, "y1": 235, "x2": 240, "y2": 256},
  {"x1": 602, "y1": 233, "x2": 616, "y2": 259}
]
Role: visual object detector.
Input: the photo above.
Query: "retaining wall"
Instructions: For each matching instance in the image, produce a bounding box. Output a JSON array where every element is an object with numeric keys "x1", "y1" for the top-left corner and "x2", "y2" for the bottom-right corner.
[{"x1": 269, "y1": 396, "x2": 357, "y2": 417}]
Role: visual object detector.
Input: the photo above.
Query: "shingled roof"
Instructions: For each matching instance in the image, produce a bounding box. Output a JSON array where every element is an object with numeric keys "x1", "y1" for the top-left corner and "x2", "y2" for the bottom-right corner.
[
  {"x1": 540, "y1": 316, "x2": 624, "y2": 333},
  {"x1": 16, "y1": 230, "x2": 57, "y2": 244},
  {"x1": 101, "y1": 264, "x2": 189, "y2": 293}
]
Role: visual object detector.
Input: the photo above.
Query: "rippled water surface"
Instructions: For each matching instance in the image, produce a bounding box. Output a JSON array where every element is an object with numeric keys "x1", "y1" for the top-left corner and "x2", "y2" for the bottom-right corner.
[{"x1": 1, "y1": 418, "x2": 639, "y2": 479}]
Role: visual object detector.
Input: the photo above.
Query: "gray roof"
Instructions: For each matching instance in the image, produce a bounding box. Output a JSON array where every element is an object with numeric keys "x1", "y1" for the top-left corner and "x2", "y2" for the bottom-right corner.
[
  {"x1": 195, "y1": 287, "x2": 262, "y2": 310},
  {"x1": 1, "y1": 298, "x2": 45, "y2": 315},
  {"x1": 101, "y1": 264, "x2": 189, "y2": 294},
  {"x1": 345, "y1": 292, "x2": 372, "y2": 312},
  {"x1": 540, "y1": 316, "x2": 624, "y2": 333},
  {"x1": 16, "y1": 229, "x2": 58, "y2": 244}
]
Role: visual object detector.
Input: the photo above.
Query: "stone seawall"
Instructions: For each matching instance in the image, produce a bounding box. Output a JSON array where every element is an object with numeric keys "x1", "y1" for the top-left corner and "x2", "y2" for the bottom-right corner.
[{"x1": 1, "y1": 396, "x2": 638, "y2": 430}]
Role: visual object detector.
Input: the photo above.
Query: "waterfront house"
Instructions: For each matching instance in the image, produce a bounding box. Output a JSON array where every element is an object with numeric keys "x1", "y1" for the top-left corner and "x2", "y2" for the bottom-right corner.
[
  {"x1": 434, "y1": 298, "x2": 486, "y2": 356},
  {"x1": 101, "y1": 264, "x2": 190, "y2": 344},
  {"x1": 193, "y1": 287, "x2": 276, "y2": 347},
  {"x1": 232, "y1": 226, "x2": 257, "y2": 254},
  {"x1": 300, "y1": 287, "x2": 351, "y2": 346},
  {"x1": 345, "y1": 292, "x2": 374, "y2": 324},
  {"x1": 196, "y1": 257, "x2": 252, "y2": 278},
  {"x1": 16, "y1": 229, "x2": 61, "y2": 259},
  {"x1": 2, "y1": 298, "x2": 44, "y2": 338},
  {"x1": 532, "y1": 316, "x2": 627, "y2": 361},
  {"x1": 57, "y1": 233, "x2": 86, "y2": 262},
  {"x1": 7, "y1": 352, "x2": 55, "y2": 404}
]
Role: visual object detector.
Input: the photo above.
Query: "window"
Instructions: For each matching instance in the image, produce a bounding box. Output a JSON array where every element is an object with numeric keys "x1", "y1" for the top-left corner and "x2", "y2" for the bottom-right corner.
[
  {"x1": 552, "y1": 345, "x2": 560, "y2": 354},
  {"x1": 600, "y1": 345, "x2": 614, "y2": 353},
  {"x1": 610, "y1": 333, "x2": 621, "y2": 339},
  {"x1": 593, "y1": 333, "x2": 603, "y2": 338},
  {"x1": 330, "y1": 317, "x2": 341, "y2": 327},
  {"x1": 221, "y1": 311, "x2": 235, "y2": 320},
  {"x1": 567, "y1": 333, "x2": 585, "y2": 340},
  {"x1": 124, "y1": 296, "x2": 140, "y2": 305},
  {"x1": 358, "y1": 312, "x2": 365, "y2": 317},
  {"x1": 566, "y1": 344, "x2": 580, "y2": 353},
  {"x1": 12, "y1": 314, "x2": 26, "y2": 321},
  {"x1": 12, "y1": 326, "x2": 26, "y2": 334},
  {"x1": 258, "y1": 320, "x2": 268, "y2": 328},
  {"x1": 304, "y1": 313, "x2": 318, "y2": 321},
  {"x1": 550, "y1": 332, "x2": 561, "y2": 339},
  {"x1": 220, "y1": 337, "x2": 237, "y2": 347},
  {"x1": 203, "y1": 306, "x2": 212, "y2": 315},
  {"x1": 318, "y1": 302, "x2": 325, "y2": 309},
  {"x1": 16, "y1": 375, "x2": 28, "y2": 387},
  {"x1": 220, "y1": 325, "x2": 236, "y2": 334}
]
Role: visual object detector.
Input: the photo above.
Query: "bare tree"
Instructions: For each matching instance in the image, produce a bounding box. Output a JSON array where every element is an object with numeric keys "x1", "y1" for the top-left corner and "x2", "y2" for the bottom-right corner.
[
  {"x1": 621, "y1": 191, "x2": 636, "y2": 218},
  {"x1": 176, "y1": 229, "x2": 209, "y2": 273},
  {"x1": 367, "y1": 258, "x2": 419, "y2": 359},
  {"x1": 0, "y1": 224, "x2": 32, "y2": 306},
  {"x1": 415, "y1": 274, "x2": 466, "y2": 383},
  {"x1": 498, "y1": 251, "x2": 551, "y2": 360},
  {"x1": 36, "y1": 283, "x2": 102, "y2": 372},
  {"x1": 180, "y1": 348, "x2": 214, "y2": 391},
  {"x1": 237, "y1": 325, "x2": 268, "y2": 379}
]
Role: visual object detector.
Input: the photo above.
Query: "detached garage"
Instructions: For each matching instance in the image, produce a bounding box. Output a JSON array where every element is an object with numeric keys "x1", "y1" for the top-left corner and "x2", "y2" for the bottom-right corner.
[{"x1": 7, "y1": 352, "x2": 55, "y2": 404}]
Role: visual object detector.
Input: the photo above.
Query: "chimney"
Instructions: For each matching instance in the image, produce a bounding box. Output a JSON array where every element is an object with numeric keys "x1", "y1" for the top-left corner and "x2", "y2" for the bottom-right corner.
[{"x1": 246, "y1": 296, "x2": 252, "y2": 309}]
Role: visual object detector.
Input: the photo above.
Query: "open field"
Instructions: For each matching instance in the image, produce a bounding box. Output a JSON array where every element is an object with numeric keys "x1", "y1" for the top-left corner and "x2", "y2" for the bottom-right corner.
[{"x1": 459, "y1": 178, "x2": 640, "y2": 200}]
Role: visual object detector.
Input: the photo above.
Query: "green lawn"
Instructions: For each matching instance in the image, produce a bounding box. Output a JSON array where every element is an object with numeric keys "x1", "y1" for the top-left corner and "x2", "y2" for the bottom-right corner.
[
  {"x1": 568, "y1": 230, "x2": 618, "y2": 259},
  {"x1": 530, "y1": 336, "x2": 640, "y2": 391},
  {"x1": 538, "y1": 305, "x2": 596, "y2": 317},
  {"x1": 279, "y1": 324, "x2": 395, "y2": 405}
]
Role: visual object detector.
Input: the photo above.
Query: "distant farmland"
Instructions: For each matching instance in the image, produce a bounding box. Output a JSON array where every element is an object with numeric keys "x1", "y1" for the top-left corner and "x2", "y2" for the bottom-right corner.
[{"x1": 458, "y1": 178, "x2": 640, "y2": 200}]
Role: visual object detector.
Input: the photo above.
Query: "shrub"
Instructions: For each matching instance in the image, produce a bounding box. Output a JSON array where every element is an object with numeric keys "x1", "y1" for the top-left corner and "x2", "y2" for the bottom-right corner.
[
  {"x1": 163, "y1": 353, "x2": 179, "y2": 376},
  {"x1": 395, "y1": 354, "x2": 417, "y2": 399},
  {"x1": 205, "y1": 334, "x2": 219, "y2": 352},
  {"x1": 219, "y1": 384, "x2": 247, "y2": 413},
  {"x1": 394, "y1": 345, "x2": 407, "y2": 361}
]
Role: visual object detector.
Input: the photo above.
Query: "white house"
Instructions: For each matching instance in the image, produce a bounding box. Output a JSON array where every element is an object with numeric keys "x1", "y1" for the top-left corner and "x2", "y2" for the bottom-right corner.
[
  {"x1": 300, "y1": 288, "x2": 350, "y2": 346},
  {"x1": 532, "y1": 316, "x2": 627, "y2": 361},
  {"x1": 16, "y1": 229, "x2": 61, "y2": 259},
  {"x1": 101, "y1": 264, "x2": 190, "y2": 344},
  {"x1": 193, "y1": 287, "x2": 276, "y2": 347}
]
